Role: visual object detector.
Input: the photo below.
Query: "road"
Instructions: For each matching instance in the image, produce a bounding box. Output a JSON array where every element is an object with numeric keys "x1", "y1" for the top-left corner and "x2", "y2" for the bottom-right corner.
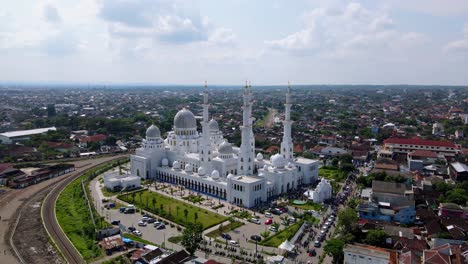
[
  {"x1": 0, "y1": 155, "x2": 125, "y2": 264},
  {"x1": 41, "y1": 155, "x2": 127, "y2": 264}
]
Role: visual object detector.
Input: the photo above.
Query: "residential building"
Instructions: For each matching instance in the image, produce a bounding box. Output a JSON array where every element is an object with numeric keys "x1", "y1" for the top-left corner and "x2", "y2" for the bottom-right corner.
[
  {"x1": 343, "y1": 244, "x2": 398, "y2": 264},
  {"x1": 383, "y1": 137, "x2": 459, "y2": 159},
  {"x1": 438, "y1": 203, "x2": 468, "y2": 220},
  {"x1": 358, "y1": 181, "x2": 415, "y2": 224},
  {"x1": 449, "y1": 162, "x2": 468, "y2": 182},
  {"x1": 423, "y1": 243, "x2": 466, "y2": 264}
]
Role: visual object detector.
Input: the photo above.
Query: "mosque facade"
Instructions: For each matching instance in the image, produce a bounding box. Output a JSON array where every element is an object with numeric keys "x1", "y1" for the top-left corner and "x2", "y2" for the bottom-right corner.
[{"x1": 130, "y1": 83, "x2": 319, "y2": 208}]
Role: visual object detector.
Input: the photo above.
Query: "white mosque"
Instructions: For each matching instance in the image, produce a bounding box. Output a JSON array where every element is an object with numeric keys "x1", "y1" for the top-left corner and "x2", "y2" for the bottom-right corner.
[{"x1": 130, "y1": 83, "x2": 319, "y2": 208}]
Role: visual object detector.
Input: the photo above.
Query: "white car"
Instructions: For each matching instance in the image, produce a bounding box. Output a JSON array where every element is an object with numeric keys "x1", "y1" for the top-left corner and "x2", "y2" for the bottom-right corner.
[
  {"x1": 230, "y1": 240, "x2": 239, "y2": 246},
  {"x1": 132, "y1": 230, "x2": 142, "y2": 236},
  {"x1": 269, "y1": 226, "x2": 278, "y2": 232},
  {"x1": 265, "y1": 212, "x2": 273, "y2": 218},
  {"x1": 250, "y1": 218, "x2": 261, "y2": 224},
  {"x1": 138, "y1": 221, "x2": 147, "y2": 227}
]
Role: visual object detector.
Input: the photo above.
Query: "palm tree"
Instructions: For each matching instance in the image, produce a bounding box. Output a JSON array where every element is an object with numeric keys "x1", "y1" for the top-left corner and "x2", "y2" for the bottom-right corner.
[
  {"x1": 160, "y1": 204, "x2": 164, "y2": 213},
  {"x1": 194, "y1": 212, "x2": 198, "y2": 223},
  {"x1": 131, "y1": 192, "x2": 136, "y2": 203},
  {"x1": 152, "y1": 197, "x2": 157, "y2": 209},
  {"x1": 184, "y1": 208, "x2": 189, "y2": 222},
  {"x1": 176, "y1": 206, "x2": 180, "y2": 216}
]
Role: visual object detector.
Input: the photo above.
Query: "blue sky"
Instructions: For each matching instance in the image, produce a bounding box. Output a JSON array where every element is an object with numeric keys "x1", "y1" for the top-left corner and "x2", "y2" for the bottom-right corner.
[{"x1": 1, "y1": 0, "x2": 468, "y2": 85}]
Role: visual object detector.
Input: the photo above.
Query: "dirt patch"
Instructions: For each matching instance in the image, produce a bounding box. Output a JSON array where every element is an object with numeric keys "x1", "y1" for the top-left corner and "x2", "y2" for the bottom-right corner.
[{"x1": 12, "y1": 191, "x2": 64, "y2": 264}]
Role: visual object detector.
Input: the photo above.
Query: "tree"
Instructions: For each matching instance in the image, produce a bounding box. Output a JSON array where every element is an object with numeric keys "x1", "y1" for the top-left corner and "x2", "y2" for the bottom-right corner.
[
  {"x1": 181, "y1": 222, "x2": 203, "y2": 256},
  {"x1": 364, "y1": 230, "x2": 389, "y2": 247},
  {"x1": 184, "y1": 208, "x2": 189, "y2": 222},
  {"x1": 131, "y1": 192, "x2": 136, "y2": 202},
  {"x1": 324, "y1": 239, "x2": 345, "y2": 264},
  {"x1": 47, "y1": 104, "x2": 56, "y2": 117},
  {"x1": 152, "y1": 196, "x2": 157, "y2": 209},
  {"x1": 260, "y1": 231, "x2": 270, "y2": 239},
  {"x1": 194, "y1": 212, "x2": 198, "y2": 223},
  {"x1": 337, "y1": 208, "x2": 358, "y2": 235},
  {"x1": 176, "y1": 206, "x2": 180, "y2": 216}
]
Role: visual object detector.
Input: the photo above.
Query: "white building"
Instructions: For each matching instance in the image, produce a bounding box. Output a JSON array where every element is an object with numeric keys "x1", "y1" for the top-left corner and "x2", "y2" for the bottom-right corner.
[
  {"x1": 303, "y1": 178, "x2": 332, "y2": 203},
  {"x1": 130, "y1": 83, "x2": 319, "y2": 208},
  {"x1": 0, "y1": 127, "x2": 56, "y2": 144},
  {"x1": 344, "y1": 244, "x2": 398, "y2": 264},
  {"x1": 104, "y1": 172, "x2": 141, "y2": 191}
]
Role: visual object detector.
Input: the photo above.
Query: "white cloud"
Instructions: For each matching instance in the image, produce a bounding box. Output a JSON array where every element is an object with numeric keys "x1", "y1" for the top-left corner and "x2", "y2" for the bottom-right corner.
[
  {"x1": 208, "y1": 28, "x2": 237, "y2": 46},
  {"x1": 444, "y1": 23, "x2": 468, "y2": 53},
  {"x1": 266, "y1": 2, "x2": 424, "y2": 57}
]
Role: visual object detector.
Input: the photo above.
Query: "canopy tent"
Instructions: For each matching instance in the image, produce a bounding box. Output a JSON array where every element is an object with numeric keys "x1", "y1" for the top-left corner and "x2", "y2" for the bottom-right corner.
[{"x1": 278, "y1": 239, "x2": 295, "y2": 252}]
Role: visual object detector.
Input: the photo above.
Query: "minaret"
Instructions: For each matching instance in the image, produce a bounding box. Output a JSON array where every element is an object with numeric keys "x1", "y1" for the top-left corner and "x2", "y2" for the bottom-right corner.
[
  {"x1": 200, "y1": 81, "x2": 212, "y2": 172},
  {"x1": 281, "y1": 82, "x2": 294, "y2": 161},
  {"x1": 238, "y1": 81, "x2": 255, "y2": 175}
]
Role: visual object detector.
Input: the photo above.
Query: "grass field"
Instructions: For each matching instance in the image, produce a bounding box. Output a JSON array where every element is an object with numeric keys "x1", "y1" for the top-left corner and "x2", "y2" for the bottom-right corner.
[
  {"x1": 259, "y1": 221, "x2": 303, "y2": 247},
  {"x1": 118, "y1": 190, "x2": 227, "y2": 230},
  {"x1": 319, "y1": 167, "x2": 347, "y2": 182},
  {"x1": 56, "y1": 158, "x2": 127, "y2": 261},
  {"x1": 290, "y1": 200, "x2": 323, "y2": 211}
]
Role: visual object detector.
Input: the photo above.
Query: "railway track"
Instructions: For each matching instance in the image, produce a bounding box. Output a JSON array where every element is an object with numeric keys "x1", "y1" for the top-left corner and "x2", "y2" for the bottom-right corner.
[{"x1": 41, "y1": 156, "x2": 126, "y2": 264}]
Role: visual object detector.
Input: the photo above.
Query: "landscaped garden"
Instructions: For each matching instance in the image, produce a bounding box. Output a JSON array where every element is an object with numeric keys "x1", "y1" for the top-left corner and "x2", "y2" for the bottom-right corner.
[
  {"x1": 290, "y1": 200, "x2": 324, "y2": 211},
  {"x1": 117, "y1": 190, "x2": 227, "y2": 230},
  {"x1": 319, "y1": 166, "x2": 347, "y2": 182},
  {"x1": 259, "y1": 221, "x2": 303, "y2": 247}
]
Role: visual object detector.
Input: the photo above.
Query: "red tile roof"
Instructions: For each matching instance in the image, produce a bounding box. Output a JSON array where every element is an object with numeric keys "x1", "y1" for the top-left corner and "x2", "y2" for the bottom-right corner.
[
  {"x1": 384, "y1": 138, "x2": 457, "y2": 148},
  {"x1": 78, "y1": 134, "x2": 107, "y2": 143},
  {"x1": 409, "y1": 150, "x2": 438, "y2": 158},
  {"x1": 0, "y1": 163, "x2": 13, "y2": 174}
]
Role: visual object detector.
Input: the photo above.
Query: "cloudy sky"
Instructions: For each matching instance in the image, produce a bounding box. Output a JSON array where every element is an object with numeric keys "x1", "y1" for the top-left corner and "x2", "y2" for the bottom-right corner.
[{"x1": 1, "y1": 0, "x2": 468, "y2": 85}]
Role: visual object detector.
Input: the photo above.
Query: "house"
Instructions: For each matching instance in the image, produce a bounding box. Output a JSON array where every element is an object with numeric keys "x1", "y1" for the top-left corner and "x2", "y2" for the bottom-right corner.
[
  {"x1": 449, "y1": 162, "x2": 468, "y2": 182},
  {"x1": 343, "y1": 243, "x2": 398, "y2": 264},
  {"x1": 0, "y1": 164, "x2": 25, "y2": 186},
  {"x1": 77, "y1": 134, "x2": 107, "y2": 148},
  {"x1": 439, "y1": 203, "x2": 468, "y2": 219},
  {"x1": 398, "y1": 250, "x2": 421, "y2": 264},
  {"x1": 423, "y1": 243, "x2": 466, "y2": 264},
  {"x1": 8, "y1": 164, "x2": 75, "y2": 188},
  {"x1": 407, "y1": 150, "x2": 441, "y2": 171},
  {"x1": 99, "y1": 234, "x2": 124, "y2": 255},
  {"x1": 358, "y1": 181, "x2": 415, "y2": 224}
]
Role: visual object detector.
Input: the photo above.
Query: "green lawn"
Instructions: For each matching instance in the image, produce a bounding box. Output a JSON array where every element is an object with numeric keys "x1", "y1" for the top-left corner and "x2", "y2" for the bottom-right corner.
[
  {"x1": 290, "y1": 200, "x2": 323, "y2": 211},
  {"x1": 206, "y1": 221, "x2": 244, "y2": 238},
  {"x1": 319, "y1": 167, "x2": 347, "y2": 182},
  {"x1": 117, "y1": 190, "x2": 227, "y2": 230},
  {"x1": 168, "y1": 235, "x2": 183, "y2": 244},
  {"x1": 56, "y1": 158, "x2": 127, "y2": 261},
  {"x1": 259, "y1": 221, "x2": 303, "y2": 247}
]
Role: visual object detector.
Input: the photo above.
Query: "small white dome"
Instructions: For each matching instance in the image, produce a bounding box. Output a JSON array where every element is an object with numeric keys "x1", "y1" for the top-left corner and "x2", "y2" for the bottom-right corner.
[
  {"x1": 256, "y1": 153, "x2": 263, "y2": 160},
  {"x1": 263, "y1": 165, "x2": 268, "y2": 170},
  {"x1": 208, "y1": 119, "x2": 219, "y2": 131},
  {"x1": 146, "y1": 124, "x2": 161, "y2": 138},
  {"x1": 211, "y1": 170, "x2": 220, "y2": 179},
  {"x1": 185, "y1": 164, "x2": 193, "y2": 172},
  {"x1": 162, "y1": 158, "x2": 169, "y2": 166},
  {"x1": 227, "y1": 173, "x2": 235, "y2": 179},
  {"x1": 218, "y1": 140, "x2": 233, "y2": 154},
  {"x1": 287, "y1": 162, "x2": 294, "y2": 168},
  {"x1": 258, "y1": 172, "x2": 265, "y2": 177},
  {"x1": 173, "y1": 161, "x2": 180, "y2": 169},
  {"x1": 198, "y1": 166, "x2": 206, "y2": 176},
  {"x1": 271, "y1": 153, "x2": 287, "y2": 168},
  {"x1": 174, "y1": 108, "x2": 197, "y2": 129}
]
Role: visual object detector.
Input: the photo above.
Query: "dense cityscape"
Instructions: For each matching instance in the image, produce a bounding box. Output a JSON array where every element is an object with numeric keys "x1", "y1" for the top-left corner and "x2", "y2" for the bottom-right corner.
[
  {"x1": 0, "y1": 84, "x2": 467, "y2": 264},
  {"x1": 2, "y1": 1, "x2": 468, "y2": 264}
]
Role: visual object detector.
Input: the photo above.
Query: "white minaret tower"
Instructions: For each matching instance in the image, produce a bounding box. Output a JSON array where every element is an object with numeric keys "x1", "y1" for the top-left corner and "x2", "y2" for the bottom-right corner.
[
  {"x1": 238, "y1": 81, "x2": 255, "y2": 175},
  {"x1": 199, "y1": 81, "x2": 212, "y2": 172},
  {"x1": 281, "y1": 82, "x2": 294, "y2": 161}
]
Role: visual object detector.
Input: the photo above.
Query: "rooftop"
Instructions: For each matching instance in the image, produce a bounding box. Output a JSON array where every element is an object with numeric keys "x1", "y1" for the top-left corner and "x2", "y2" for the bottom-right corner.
[
  {"x1": 0, "y1": 127, "x2": 56, "y2": 138},
  {"x1": 372, "y1": 181, "x2": 410, "y2": 195},
  {"x1": 384, "y1": 137, "x2": 457, "y2": 148}
]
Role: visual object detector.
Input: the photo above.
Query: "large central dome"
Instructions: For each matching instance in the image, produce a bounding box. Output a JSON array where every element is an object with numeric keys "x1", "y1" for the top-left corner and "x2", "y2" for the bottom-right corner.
[{"x1": 174, "y1": 108, "x2": 197, "y2": 129}]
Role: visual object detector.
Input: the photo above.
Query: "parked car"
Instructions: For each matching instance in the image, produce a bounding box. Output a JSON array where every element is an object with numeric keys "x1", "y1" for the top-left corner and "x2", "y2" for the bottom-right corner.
[
  {"x1": 250, "y1": 235, "x2": 262, "y2": 242},
  {"x1": 156, "y1": 224, "x2": 165, "y2": 230},
  {"x1": 268, "y1": 226, "x2": 278, "y2": 232},
  {"x1": 119, "y1": 207, "x2": 126, "y2": 213},
  {"x1": 102, "y1": 198, "x2": 110, "y2": 203},
  {"x1": 147, "y1": 218, "x2": 156, "y2": 223},
  {"x1": 132, "y1": 230, "x2": 142, "y2": 236},
  {"x1": 153, "y1": 221, "x2": 161, "y2": 227},
  {"x1": 309, "y1": 249, "x2": 317, "y2": 256},
  {"x1": 138, "y1": 221, "x2": 147, "y2": 227},
  {"x1": 272, "y1": 208, "x2": 282, "y2": 215},
  {"x1": 221, "y1": 233, "x2": 232, "y2": 240},
  {"x1": 314, "y1": 241, "x2": 321, "y2": 248},
  {"x1": 265, "y1": 212, "x2": 273, "y2": 218},
  {"x1": 230, "y1": 240, "x2": 239, "y2": 246},
  {"x1": 128, "y1": 226, "x2": 136, "y2": 232},
  {"x1": 142, "y1": 216, "x2": 151, "y2": 222},
  {"x1": 264, "y1": 218, "x2": 273, "y2": 225},
  {"x1": 111, "y1": 220, "x2": 120, "y2": 225},
  {"x1": 250, "y1": 218, "x2": 261, "y2": 224},
  {"x1": 288, "y1": 217, "x2": 296, "y2": 223}
]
